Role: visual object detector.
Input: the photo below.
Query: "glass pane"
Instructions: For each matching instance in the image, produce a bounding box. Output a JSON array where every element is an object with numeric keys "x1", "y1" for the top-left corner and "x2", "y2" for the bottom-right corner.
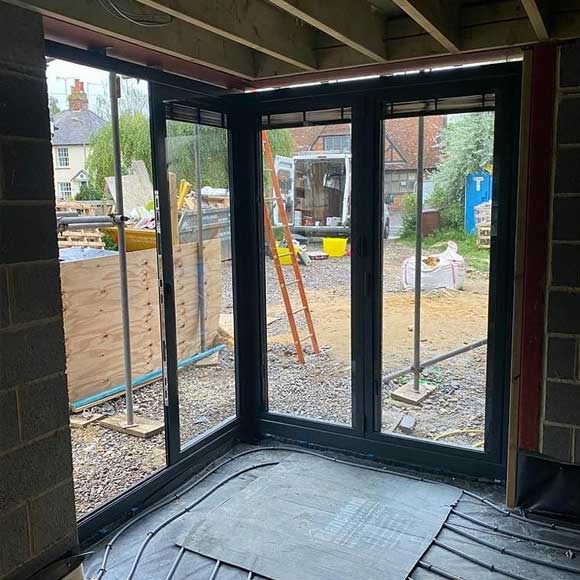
[
  {"x1": 262, "y1": 124, "x2": 352, "y2": 425},
  {"x1": 164, "y1": 120, "x2": 236, "y2": 450},
  {"x1": 48, "y1": 60, "x2": 166, "y2": 518},
  {"x1": 381, "y1": 112, "x2": 494, "y2": 450}
]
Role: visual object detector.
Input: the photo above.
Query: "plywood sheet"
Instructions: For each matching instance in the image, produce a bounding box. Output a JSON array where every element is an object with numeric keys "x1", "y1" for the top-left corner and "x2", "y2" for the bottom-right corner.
[{"x1": 61, "y1": 240, "x2": 222, "y2": 405}]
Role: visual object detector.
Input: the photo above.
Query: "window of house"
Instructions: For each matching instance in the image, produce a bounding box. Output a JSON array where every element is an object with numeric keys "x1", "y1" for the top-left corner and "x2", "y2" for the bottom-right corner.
[
  {"x1": 384, "y1": 170, "x2": 417, "y2": 194},
  {"x1": 57, "y1": 147, "x2": 70, "y2": 168},
  {"x1": 323, "y1": 134, "x2": 350, "y2": 152},
  {"x1": 57, "y1": 181, "x2": 72, "y2": 199}
]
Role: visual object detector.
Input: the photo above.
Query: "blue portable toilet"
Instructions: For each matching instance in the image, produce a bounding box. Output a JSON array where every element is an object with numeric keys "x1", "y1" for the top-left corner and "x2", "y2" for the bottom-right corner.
[{"x1": 464, "y1": 170, "x2": 492, "y2": 234}]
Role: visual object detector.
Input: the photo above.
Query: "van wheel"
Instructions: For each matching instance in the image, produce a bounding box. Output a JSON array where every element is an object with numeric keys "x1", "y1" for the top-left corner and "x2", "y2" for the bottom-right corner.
[{"x1": 384, "y1": 219, "x2": 390, "y2": 239}]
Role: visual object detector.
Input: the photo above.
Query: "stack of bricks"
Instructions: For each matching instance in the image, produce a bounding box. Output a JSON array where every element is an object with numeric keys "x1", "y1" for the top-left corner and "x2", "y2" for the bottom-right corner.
[
  {"x1": 542, "y1": 40, "x2": 580, "y2": 463},
  {"x1": 0, "y1": 4, "x2": 78, "y2": 580}
]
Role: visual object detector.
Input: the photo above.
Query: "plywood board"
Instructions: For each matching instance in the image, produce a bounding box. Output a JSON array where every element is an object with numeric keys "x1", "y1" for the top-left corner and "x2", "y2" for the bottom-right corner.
[{"x1": 60, "y1": 239, "x2": 222, "y2": 405}]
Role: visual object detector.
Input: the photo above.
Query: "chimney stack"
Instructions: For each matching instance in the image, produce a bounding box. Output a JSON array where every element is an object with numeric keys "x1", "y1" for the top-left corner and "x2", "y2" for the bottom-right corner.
[{"x1": 68, "y1": 79, "x2": 88, "y2": 111}]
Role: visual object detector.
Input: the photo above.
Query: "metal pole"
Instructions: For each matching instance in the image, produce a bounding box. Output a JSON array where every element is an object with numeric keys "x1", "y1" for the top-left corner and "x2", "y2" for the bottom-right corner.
[
  {"x1": 383, "y1": 338, "x2": 488, "y2": 383},
  {"x1": 109, "y1": 71, "x2": 135, "y2": 426},
  {"x1": 194, "y1": 122, "x2": 206, "y2": 350},
  {"x1": 413, "y1": 116, "x2": 425, "y2": 392}
]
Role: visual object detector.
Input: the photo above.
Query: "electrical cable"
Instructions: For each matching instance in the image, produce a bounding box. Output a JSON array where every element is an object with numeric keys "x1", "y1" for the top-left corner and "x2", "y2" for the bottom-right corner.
[
  {"x1": 124, "y1": 461, "x2": 279, "y2": 580},
  {"x1": 94, "y1": 445, "x2": 580, "y2": 579},
  {"x1": 96, "y1": 0, "x2": 172, "y2": 27},
  {"x1": 106, "y1": 0, "x2": 172, "y2": 26},
  {"x1": 443, "y1": 522, "x2": 580, "y2": 574},
  {"x1": 451, "y1": 508, "x2": 580, "y2": 552}
]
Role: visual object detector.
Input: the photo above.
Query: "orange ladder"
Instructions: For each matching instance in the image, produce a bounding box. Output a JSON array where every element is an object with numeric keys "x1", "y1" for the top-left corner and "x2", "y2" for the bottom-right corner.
[{"x1": 262, "y1": 131, "x2": 320, "y2": 364}]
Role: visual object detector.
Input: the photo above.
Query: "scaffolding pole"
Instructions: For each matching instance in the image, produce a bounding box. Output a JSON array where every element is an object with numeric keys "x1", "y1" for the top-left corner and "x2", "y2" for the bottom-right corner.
[
  {"x1": 413, "y1": 116, "x2": 425, "y2": 393},
  {"x1": 384, "y1": 338, "x2": 488, "y2": 384},
  {"x1": 109, "y1": 71, "x2": 135, "y2": 427},
  {"x1": 194, "y1": 123, "x2": 206, "y2": 351}
]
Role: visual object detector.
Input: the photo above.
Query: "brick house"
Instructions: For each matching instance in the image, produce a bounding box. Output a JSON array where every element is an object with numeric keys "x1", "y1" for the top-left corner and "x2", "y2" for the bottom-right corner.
[{"x1": 290, "y1": 117, "x2": 445, "y2": 211}]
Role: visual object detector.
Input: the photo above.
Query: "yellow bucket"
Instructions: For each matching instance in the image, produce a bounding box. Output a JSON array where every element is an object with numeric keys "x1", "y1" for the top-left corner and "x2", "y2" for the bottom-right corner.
[
  {"x1": 323, "y1": 237, "x2": 348, "y2": 257},
  {"x1": 276, "y1": 244, "x2": 296, "y2": 266}
]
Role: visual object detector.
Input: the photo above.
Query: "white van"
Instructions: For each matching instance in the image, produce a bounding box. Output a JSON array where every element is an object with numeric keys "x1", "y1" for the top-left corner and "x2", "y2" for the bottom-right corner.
[{"x1": 273, "y1": 152, "x2": 391, "y2": 238}]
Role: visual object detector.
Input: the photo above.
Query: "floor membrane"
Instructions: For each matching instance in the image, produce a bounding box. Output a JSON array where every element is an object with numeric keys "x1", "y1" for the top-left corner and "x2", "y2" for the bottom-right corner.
[{"x1": 179, "y1": 454, "x2": 462, "y2": 580}]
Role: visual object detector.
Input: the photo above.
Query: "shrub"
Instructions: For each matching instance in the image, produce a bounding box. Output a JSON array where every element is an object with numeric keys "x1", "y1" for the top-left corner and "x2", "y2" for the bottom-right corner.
[
  {"x1": 75, "y1": 182, "x2": 107, "y2": 201},
  {"x1": 401, "y1": 192, "x2": 417, "y2": 237}
]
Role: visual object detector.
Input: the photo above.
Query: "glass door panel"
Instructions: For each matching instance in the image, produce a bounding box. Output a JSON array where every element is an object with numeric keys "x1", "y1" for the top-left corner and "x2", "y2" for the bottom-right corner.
[
  {"x1": 261, "y1": 124, "x2": 352, "y2": 426},
  {"x1": 381, "y1": 111, "x2": 494, "y2": 451},
  {"x1": 163, "y1": 117, "x2": 236, "y2": 451}
]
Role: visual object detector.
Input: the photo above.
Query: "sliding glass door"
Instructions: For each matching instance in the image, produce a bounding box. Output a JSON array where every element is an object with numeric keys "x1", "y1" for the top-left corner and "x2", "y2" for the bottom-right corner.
[{"x1": 150, "y1": 84, "x2": 237, "y2": 463}]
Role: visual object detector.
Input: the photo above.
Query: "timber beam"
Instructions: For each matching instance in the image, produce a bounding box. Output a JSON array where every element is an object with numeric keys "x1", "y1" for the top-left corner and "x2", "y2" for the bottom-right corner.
[
  {"x1": 134, "y1": 0, "x2": 319, "y2": 71},
  {"x1": 390, "y1": 0, "x2": 461, "y2": 53}
]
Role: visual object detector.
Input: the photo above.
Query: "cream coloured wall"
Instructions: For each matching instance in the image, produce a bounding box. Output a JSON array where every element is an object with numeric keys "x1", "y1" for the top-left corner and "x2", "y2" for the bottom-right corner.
[{"x1": 52, "y1": 143, "x2": 90, "y2": 199}]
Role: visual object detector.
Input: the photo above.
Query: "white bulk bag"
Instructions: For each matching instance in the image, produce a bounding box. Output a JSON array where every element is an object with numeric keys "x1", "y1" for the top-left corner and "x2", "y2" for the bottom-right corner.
[{"x1": 402, "y1": 241, "x2": 465, "y2": 291}]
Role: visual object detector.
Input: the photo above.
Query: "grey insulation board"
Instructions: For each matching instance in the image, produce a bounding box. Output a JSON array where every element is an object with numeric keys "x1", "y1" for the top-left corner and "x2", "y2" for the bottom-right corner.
[{"x1": 179, "y1": 454, "x2": 461, "y2": 580}]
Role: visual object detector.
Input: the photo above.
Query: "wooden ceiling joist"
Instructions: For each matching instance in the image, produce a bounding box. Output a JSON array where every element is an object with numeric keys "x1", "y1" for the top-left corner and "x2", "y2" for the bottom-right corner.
[
  {"x1": 7, "y1": 0, "x2": 300, "y2": 79},
  {"x1": 390, "y1": 0, "x2": 460, "y2": 53},
  {"x1": 134, "y1": 0, "x2": 318, "y2": 71},
  {"x1": 520, "y1": 0, "x2": 550, "y2": 41},
  {"x1": 267, "y1": 0, "x2": 388, "y2": 63}
]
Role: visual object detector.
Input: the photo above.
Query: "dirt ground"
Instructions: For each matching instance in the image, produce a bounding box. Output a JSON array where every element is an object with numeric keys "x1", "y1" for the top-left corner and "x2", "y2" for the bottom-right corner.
[
  {"x1": 265, "y1": 239, "x2": 490, "y2": 447},
  {"x1": 270, "y1": 289, "x2": 488, "y2": 369},
  {"x1": 70, "y1": 239, "x2": 491, "y2": 518}
]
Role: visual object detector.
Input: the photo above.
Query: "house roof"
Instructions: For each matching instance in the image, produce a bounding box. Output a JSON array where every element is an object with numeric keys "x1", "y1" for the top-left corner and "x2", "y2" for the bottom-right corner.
[{"x1": 52, "y1": 109, "x2": 106, "y2": 146}]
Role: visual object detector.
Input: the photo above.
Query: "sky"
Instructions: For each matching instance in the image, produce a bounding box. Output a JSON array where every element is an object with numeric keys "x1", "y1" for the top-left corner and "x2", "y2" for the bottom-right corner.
[{"x1": 45, "y1": 58, "x2": 149, "y2": 116}]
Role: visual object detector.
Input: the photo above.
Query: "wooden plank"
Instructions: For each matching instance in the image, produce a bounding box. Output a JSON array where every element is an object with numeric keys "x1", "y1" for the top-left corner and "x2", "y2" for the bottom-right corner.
[
  {"x1": 390, "y1": 0, "x2": 460, "y2": 53},
  {"x1": 521, "y1": 0, "x2": 550, "y2": 41},
  {"x1": 135, "y1": 0, "x2": 317, "y2": 71},
  {"x1": 60, "y1": 241, "x2": 222, "y2": 405},
  {"x1": 506, "y1": 48, "x2": 532, "y2": 508},
  {"x1": 268, "y1": 0, "x2": 387, "y2": 63},
  {"x1": 98, "y1": 413, "x2": 164, "y2": 438}
]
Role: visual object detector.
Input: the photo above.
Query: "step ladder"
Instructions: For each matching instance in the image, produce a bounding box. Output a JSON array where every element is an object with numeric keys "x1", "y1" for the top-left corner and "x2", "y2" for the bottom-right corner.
[{"x1": 262, "y1": 132, "x2": 320, "y2": 364}]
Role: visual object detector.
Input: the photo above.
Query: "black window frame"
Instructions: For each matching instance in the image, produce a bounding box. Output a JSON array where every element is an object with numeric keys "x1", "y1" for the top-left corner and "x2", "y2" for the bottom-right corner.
[{"x1": 45, "y1": 41, "x2": 521, "y2": 546}]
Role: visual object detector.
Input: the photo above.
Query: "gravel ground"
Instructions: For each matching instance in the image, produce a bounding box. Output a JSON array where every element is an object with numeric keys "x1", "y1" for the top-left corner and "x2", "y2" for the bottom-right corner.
[
  {"x1": 72, "y1": 347, "x2": 236, "y2": 518},
  {"x1": 71, "y1": 239, "x2": 489, "y2": 518}
]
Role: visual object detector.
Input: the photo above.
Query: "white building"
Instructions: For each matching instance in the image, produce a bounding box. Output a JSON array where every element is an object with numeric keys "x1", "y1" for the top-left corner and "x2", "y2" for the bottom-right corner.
[{"x1": 51, "y1": 79, "x2": 106, "y2": 200}]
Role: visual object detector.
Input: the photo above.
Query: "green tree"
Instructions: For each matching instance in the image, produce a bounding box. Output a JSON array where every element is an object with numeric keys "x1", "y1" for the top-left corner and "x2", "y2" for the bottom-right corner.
[
  {"x1": 428, "y1": 112, "x2": 494, "y2": 229},
  {"x1": 263, "y1": 129, "x2": 295, "y2": 193},
  {"x1": 165, "y1": 121, "x2": 230, "y2": 188},
  {"x1": 48, "y1": 95, "x2": 61, "y2": 119},
  {"x1": 87, "y1": 115, "x2": 295, "y2": 195},
  {"x1": 266, "y1": 129, "x2": 294, "y2": 158},
  {"x1": 86, "y1": 112, "x2": 152, "y2": 189}
]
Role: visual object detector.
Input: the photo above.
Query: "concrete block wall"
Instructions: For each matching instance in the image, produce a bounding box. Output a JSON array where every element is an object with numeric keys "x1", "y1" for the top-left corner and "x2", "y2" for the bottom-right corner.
[
  {"x1": 542, "y1": 40, "x2": 580, "y2": 464},
  {"x1": 0, "y1": 4, "x2": 78, "y2": 579}
]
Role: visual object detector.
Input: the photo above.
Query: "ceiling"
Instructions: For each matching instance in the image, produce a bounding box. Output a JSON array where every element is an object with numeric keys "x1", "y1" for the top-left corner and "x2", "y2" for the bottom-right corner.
[{"x1": 7, "y1": 0, "x2": 580, "y2": 89}]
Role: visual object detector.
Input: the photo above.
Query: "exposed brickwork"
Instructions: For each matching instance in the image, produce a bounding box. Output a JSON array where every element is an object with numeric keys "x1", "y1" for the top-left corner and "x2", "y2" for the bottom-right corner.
[
  {"x1": 542, "y1": 40, "x2": 580, "y2": 465},
  {"x1": 0, "y1": 4, "x2": 78, "y2": 580},
  {"x1": 542, "y1": 423, "x2": 572, "y2": 462},
  {"x1": 289, "y1": 116, "x2": 444, "y2": 171}
]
